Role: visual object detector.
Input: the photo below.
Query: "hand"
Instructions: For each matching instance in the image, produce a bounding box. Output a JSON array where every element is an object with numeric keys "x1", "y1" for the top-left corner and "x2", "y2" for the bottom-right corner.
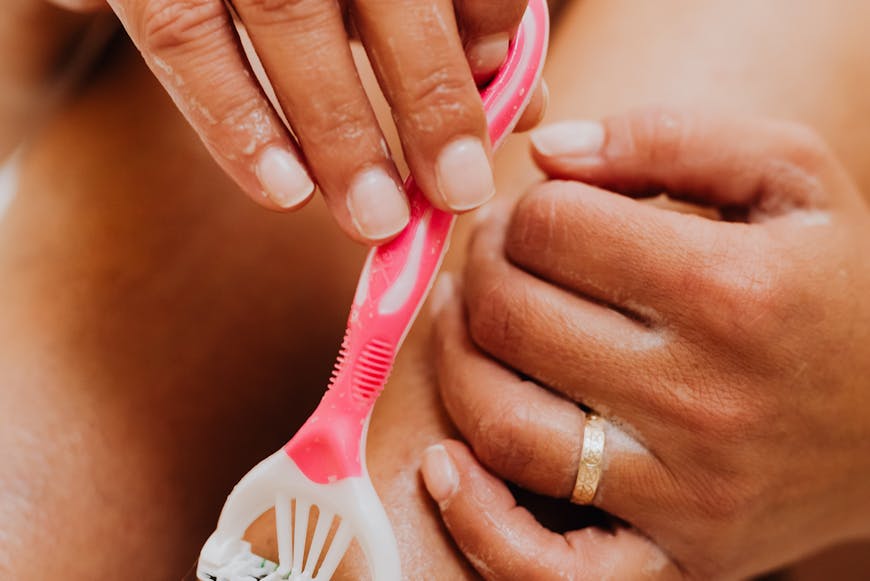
[
  {"x1": 423, "y1": 109, "x2": 870, "y2": 579},
  {"x1": 47, "y1": 0, "x2": 545, "y2": 243}
]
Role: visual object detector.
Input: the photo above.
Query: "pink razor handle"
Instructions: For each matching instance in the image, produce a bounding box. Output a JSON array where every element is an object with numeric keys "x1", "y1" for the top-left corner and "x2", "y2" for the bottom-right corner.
[{"x1": 285, "y1": 0, "x2": 550, "y2": 485}]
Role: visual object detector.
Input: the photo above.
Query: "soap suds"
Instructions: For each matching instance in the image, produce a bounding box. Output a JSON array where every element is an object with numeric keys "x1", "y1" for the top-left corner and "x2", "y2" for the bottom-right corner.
[
  {"x1": 152, "y1": 56, "x2": 184, "y2": 88},
  {"x1": 604, "y1": 421, "x2": 648, "y2": 457},
  {"x1": 0, "y1": 151, "x2": 21, "y2": 220},
  {"x1": 642, "y1": 544, "x2": 671, "y2": 576},
  {"x1": 791, "y1": 209, "x2": 832, "y2": 226}
]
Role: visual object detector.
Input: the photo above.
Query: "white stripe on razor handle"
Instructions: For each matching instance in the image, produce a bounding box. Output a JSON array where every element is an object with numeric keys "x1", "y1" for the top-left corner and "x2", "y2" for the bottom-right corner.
[{"x1": 197, "y1": 2, "x2": 549, "y2": 579}]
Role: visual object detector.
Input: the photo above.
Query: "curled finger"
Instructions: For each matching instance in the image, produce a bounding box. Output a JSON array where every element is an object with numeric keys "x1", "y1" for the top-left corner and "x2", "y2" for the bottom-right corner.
[
  {"x1": 420, "y1": 440, "x2": 680, "y2": 581},
  {"x1": 430, "y1": 274, "x2": 677, "y2": 526}
]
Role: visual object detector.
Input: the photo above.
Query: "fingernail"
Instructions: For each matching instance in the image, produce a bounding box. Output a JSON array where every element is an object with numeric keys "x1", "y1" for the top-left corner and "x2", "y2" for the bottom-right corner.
[
  {"x1": 347, "y1": 167, "x2": 410, "y2": 240},
  {"x1": 428, "y1": 273, "x2": 454, "y2": 317},
  {"x1": 256, "y1": 146, "x2": 315, "y2": 208},
  {"x1": 421, "y1": 444, "x2": 458, "y2": 504},
  {"x1": 467, "y1": 33, "x2": 510, "y2": 78},
  {"x1": 436, "y1": 137, "x2": 495, "y2": 211},
  {"x1": 530, "y1": 120, "x2": 606, "y2": 157}
]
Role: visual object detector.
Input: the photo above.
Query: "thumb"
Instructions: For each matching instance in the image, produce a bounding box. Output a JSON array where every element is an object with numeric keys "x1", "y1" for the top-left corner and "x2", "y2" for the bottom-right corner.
[{"x1": 529, "y1": 108, "x2": 857, "y2": 218}]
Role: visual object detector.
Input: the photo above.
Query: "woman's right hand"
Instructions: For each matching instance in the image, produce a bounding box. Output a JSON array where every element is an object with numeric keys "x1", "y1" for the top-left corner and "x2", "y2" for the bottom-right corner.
[{"x1": 48, "y1": 0, "x2": 545, "y2": 243}]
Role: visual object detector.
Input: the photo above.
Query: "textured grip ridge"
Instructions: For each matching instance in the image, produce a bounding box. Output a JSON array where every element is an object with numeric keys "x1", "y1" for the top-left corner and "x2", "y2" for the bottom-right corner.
[
  {"x1": 350, "y1": 338, "x2": 394, "y2": 402},
  {"x1": 328, "y1": 331, "x2": 352, "y2": 387},
  {"x1": 328, "y1": 329, "x2": 395, "y2": 403}
]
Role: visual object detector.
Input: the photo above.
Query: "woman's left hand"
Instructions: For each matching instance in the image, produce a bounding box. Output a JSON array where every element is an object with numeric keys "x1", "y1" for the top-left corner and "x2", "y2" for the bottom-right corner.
[{"x1": 423, "y1": 109, "x2": 870, "y2": 580}]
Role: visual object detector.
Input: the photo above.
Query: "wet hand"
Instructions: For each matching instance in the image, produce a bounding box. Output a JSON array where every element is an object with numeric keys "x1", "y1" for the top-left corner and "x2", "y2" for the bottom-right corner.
[
  {"x1": 425, "y1": 109, "x2": 870, "y2": 579},
  {"x1": 47, "y1": 0, "x2": 545, "y2": 242}
]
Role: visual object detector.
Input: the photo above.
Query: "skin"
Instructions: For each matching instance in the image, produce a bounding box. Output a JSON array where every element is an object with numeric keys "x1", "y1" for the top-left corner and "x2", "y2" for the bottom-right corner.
[
  {"x1": 43, "y1": 0, "x2": 543, "y2": 243},
  {"x1": 0, "y1": 0, "x2": 102, "y2": 159},
  {"x1": 0, "y1": 40, "x2": 366, "y2": 578},
  {"x1": 427, "y1": 109, "x2": 870, "y2": 579},
  {"x1": 1, "y1": 0, "x2": 869, "y2": 579}
]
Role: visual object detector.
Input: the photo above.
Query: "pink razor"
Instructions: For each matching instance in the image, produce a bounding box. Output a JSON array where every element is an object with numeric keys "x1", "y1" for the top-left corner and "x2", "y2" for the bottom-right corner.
[{"x1": 197, "y1": 2, "x2": 549, "y2": 579}]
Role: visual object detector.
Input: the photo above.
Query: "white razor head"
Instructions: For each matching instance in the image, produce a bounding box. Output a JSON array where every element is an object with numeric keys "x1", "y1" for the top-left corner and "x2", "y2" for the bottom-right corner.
[{"x1": 197, "y1": 450, "x2": 400, "y2": 581}]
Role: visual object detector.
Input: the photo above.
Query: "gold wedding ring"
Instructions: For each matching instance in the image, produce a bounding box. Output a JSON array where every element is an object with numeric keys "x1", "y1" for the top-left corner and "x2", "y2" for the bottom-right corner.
[{"x1": 571, "y1": 413, "x2": 606, "y2": 505}]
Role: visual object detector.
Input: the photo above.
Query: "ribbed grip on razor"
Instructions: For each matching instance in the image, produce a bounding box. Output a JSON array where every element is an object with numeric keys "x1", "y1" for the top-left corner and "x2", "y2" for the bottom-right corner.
[
  {"x1": 351, "y1": 338, "x2": 394, "y2": 402},
  {"x1": 329, "y1": 332, "x2": 395, "y2": 403}
]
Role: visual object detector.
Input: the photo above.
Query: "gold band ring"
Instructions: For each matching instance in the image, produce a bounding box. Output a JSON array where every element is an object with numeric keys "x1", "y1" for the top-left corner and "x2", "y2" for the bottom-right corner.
[{"x1": 571, "y1": 413, "x2": 606, "y2": 505}]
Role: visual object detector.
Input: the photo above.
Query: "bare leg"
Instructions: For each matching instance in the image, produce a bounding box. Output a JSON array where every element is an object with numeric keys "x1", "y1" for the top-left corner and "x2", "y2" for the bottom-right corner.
[
  {"x1": 0, "y1": 40, "x2": 364, "y2": 578},
  {"x1": 1, "y1": 0, "x2": 870, "y2": 578}
]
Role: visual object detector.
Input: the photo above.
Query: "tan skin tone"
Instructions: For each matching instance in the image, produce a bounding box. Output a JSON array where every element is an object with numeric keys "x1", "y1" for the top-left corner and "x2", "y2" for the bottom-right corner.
[
  {"x1": 0, "y1": 1, "x2": 98, "y2": 159},
  {"x1": 44, "y1": 0, "x2": 544, "y2": 243},
  {"x1": 0, "y1": 42, "x2": 365, "y2": 578},
  {"x1": 1, "y1": 0, "x2": 870, "y2": 579},
  {"x1": 426, "y1": 110, "x2": 870, "y2": 579}
]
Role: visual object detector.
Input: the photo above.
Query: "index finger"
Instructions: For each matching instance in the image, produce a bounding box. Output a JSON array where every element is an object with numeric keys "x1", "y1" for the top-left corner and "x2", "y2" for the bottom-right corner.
[
  {"x1": 112, "y1": 0, "x2": 315, "y2": 211},
  {"x1": 353, "y1": 0, "x2": 495, "y2": 213},
  {"x1": 420, "y1": 440, "x2": 680, "y2": 581}
]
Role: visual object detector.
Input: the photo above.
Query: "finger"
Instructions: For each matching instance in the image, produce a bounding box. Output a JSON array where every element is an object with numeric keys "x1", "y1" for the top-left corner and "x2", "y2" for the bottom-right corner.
[
  {"x1": 454, "y1": 0, "x2": 528, "y2": 83},
  {"x1": 468, "y1": 203, "x2": 775, "y2": 437},
  {"x1": 460, "y1": 208, "x2": 699, "y2": 422},
  {"x1": 513, "y1": 79, "x2": 548, "y2": 133},
  {"x1": 529, "y1": 108, "x2": 856, "y2": 216},
  {"x1": 432, "y1": 273, "x2": 585, "y2": 497},
  {"x1": 420, "y1": 440, "x2": 680, "y2": 581},
  {"x1": 230, "y1": 0, "x2": 411, "y2": 243},
  {"x1": 353, "y1": 0, "x2": 495, "y2": 213},
  {"x1": 112, "y1": 0, "x2": 315, "y2": 212},
  {"x1": 503, "y1": 179, "x2": 756, "y2": 315},
  {"x1": 430, "y1": 274, "x2": 675, "y2": 520}
]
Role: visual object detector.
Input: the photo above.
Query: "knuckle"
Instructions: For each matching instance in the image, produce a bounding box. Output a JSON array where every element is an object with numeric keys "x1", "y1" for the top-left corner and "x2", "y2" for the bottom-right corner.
[
  {"x1": 465, "y1": 269, "x2": 522, "y2": 356},
  {"x1": 471, "y1": 401, "x2": 535, "y2": 475},
  {"x1": 411, "y1": 66, "x2": 468, "y2": 107},
  {"x1": 299, "y1": 101, "x2": 377, "y2": 152},
  {"x1": 508, "y1": 184, "x2": 561, "y2": 252},
  {"x1": 400, "y1": 66, "x2": 481, "y2": 137},
  {"x1": 620, "y1": 107, "x2": 691, "y2": 165},
  {"x1": 206, "y1": 100, "x2": 280, "y2": 160},
  {"x1": 465, "y1": 219, "x2": 529, "y2": 356},
  {"x1": 233, "y1": 0, "x2": 330, "y2": 29},
  {"x1": 140, "y1": 0, "x2": 226, "y2": 54}
]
